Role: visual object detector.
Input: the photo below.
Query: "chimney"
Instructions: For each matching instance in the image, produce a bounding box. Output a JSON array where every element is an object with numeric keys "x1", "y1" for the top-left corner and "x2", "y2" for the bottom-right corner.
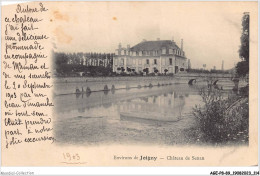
[
  {"x1": 118, "y1": 43, "x2": 122, "y2": 49},
  {"x1": 157, "y1": 38, "x2": 160, "y2": 41},
  {"x1": 181, "y1": 39, "x2": 183, "y2": 51},
  {"x1": 172, "y1": 36, "x2": 174, "y2": 42},
  {"x1": 142, "y1": 39, "x2": 146, "y2": 42},
  {"x1": 127, "y1": 44, "x2": 130, "y2": 50}
]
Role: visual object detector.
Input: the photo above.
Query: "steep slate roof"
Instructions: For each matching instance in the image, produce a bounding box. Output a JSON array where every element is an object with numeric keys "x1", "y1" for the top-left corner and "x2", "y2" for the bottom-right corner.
[{"x1": 130, "y1": 40, "x2": 180, "y2": 51}]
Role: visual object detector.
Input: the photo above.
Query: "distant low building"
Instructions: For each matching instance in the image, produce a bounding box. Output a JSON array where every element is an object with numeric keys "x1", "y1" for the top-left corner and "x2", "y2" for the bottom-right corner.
[
  {"x1": 113, "y1": 39, "x2": 188, "y2": 74},
  {"x1": 66, "y1": 53, "x2": 114, "y2": 68}
]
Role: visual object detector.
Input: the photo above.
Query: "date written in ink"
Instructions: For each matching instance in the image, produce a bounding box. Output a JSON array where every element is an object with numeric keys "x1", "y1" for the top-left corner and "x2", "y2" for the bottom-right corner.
[
  {"x1": 61, "y1": 153, "x2": 87, "y2": 165},
  {"x1": 62, "y1": 153, "x2": 80, "y2": 161}
]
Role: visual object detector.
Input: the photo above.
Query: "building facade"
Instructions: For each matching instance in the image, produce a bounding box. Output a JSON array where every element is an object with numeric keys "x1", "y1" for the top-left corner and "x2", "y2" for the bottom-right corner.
[
  {"x1": 66, "y1": 52, "x2": 114, "y2": 68},
  {"x1": 113, "y1": 39, "x2": 188, "y2": 74}
]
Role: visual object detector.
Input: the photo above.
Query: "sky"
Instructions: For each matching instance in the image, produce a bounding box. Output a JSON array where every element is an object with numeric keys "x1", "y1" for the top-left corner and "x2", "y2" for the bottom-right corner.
[{"x1": 50, "y1": 1, "x2": 257, "y2": 70}]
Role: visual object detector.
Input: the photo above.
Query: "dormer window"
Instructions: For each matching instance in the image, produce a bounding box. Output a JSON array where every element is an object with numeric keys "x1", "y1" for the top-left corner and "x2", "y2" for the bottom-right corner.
[
  {"x1": 169, "y1": 49, "x2": 173, "y2": 54},
  {"x1": 162, "y1": 48, "x2": 166, "y2": 54}
]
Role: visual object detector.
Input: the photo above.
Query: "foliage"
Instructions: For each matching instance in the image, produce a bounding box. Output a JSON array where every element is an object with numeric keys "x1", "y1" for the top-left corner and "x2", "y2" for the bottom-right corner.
[
  {"x1": 143, "y1": 68, "x2": 149, "y2": 74},
  {"x1": 153, "y1": 67, "x2": 159, "y2": 74},
  {"x1": 164, "y1": 69, "x2": 168, "y2": 75},
  {"x1": 236, "y1": 61, "x2": 249, "y2": 77},
  {"x1": 237, "y1": 13, "x2": 249, "y2": 77},
  {"x1": 53, "y1": 51, "x2": 114, "y2": 76},
  {"x1": 193, "y1": 89, "x2": 249, "y2": 144},
  {"x1": 127, "y1": 67, "x2": 132, "y2": 72},
  {"x1": 186, "y1": 68, "x2": 229, "y2": 74},
  {"x1": 239, "y1": 13, "x2": 249, "y2": 63}
]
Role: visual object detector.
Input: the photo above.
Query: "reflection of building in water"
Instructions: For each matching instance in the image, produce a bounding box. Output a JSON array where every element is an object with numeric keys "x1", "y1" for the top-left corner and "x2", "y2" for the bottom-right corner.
[{"x1": 118, "y1": 91, "x2": 186, "y2": 119}]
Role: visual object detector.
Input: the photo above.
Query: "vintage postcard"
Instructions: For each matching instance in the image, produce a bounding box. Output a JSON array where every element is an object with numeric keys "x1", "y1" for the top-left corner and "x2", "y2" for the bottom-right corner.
[{"x1": 1, "y1": 1, "x2": 258, "y2": 168}]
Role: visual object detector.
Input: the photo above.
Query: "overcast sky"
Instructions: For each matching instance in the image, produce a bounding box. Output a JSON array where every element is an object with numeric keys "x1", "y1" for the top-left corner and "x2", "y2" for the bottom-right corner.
[{"x1": 51, "y1": 2, "x2": 256, "y2": 70}]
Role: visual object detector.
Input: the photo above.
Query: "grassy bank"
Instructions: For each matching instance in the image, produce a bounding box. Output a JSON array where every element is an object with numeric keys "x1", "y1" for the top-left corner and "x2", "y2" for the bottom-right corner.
[{"x1": 190, "y1": 88, "x2": 249, "y2": 145}]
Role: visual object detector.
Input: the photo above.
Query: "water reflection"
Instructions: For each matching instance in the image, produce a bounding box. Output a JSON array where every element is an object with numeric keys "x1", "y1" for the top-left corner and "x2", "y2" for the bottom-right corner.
[
  {"x1": 118, "y1": 91, "x2": 186, "y2": 122},
  {"x1": 54, "y1": 85, "x2": 203, "y2": 144},
  {"x1": 55, "y1": 85, "x2": 200, "y2": 122}
]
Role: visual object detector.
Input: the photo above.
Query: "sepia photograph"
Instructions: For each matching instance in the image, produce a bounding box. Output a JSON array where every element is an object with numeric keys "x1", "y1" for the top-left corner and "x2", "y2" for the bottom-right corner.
[{"x1": 52, "y1": 2, "x2": 250, "y2": 147}]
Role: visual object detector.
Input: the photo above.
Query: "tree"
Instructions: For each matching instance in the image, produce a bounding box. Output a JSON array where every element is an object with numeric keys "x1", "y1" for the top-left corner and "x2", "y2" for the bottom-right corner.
[
  {"x1": 154, "y1": 67, "x2": 159, "y2": 74},
  {"x1": 236, "y1": 61, "x2": 249, "y2": 77},
  {"x1": 237, "y1": 12, "x2": 249, "y2": 77},
  {"x1": 127, "y1": 67, "x2": 132, "y2": 73},
  {"x1": 121, "y1": 67, "x2": 125, "y2": 72},
  {"x1": 55, "y1": 52, "x2": 68, "y2": 66},
  {"x1": 164, "y1": 69, "x2": 168, "y2": 75},
  {"x1": 143, "y1": 68, "x2": 149, "y2": 75}
]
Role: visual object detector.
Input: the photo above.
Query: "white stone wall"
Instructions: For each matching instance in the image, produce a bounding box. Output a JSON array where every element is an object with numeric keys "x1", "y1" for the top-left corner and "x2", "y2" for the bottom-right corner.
[{"x1": 113, "y1": 56, "x2": 187, "y2": 74}]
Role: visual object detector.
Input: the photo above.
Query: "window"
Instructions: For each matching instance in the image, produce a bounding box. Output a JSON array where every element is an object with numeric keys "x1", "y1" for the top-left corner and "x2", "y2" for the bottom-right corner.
[
  {"x1": 133, "y1": 52, "x2": 136, "y2": 56},
  {"x1": 162, "y1": 48, "x2": 166, "y2": 54},
  {"x1": 133, "y1": 59, "x2": 136, "y2": 65},
  {"x1": 114, "y1": 58, "x2": 118, "y2": 65},
  {"x1": 154, "y1": 59, "x2": 157, "y2": 65},
  {"x1": 169, "y1": 49, "x2": 173, "y2": 54},
  {"x1": 162, "y1": 58, "x2": 166, "y2": 66},
  {"x1": 121, "y1": 58, "x2": 124, "y2": 65},
  {"x1": 138, "y1": 59, "x2": 142, "y2": 65},
  {"x1": 146, "y1": 59, "x2": 149, "y2": 65},
  {"x1": 139, "y1": 51, "x2": 142, "y2": 56},
  {"x1": 124, "y1": 50, "x2": 126, "y2": 55},
  {"x1": 169, "y1": 58, "x2": 173, "y2": 65},
  {"x1": 128, "y1": 58, "x2": 132, "y2": 65}
]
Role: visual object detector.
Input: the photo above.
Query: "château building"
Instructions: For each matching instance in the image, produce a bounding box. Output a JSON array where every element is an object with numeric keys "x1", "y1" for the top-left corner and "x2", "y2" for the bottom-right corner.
[{"x1": 113, "y1": 38, "x2": 188, "y2": 74}]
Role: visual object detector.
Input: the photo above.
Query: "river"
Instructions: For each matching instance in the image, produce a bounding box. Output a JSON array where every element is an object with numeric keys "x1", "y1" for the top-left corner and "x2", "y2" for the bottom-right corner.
[{"x1": 53, "y1": 82, "x2": 210, "y2": 145}]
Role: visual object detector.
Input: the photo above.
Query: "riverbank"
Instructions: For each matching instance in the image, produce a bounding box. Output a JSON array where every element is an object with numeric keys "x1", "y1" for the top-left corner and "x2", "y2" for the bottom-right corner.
[{"x1": 53, "y1": 74, "x2": 242, "y2": 95}]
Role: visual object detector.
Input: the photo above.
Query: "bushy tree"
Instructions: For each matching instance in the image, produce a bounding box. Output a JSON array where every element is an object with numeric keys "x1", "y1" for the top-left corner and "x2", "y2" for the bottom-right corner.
[
  {"x1": 164, "y1": 69, "x2": 168, "y2": 75},
  {"x1": 143, "y1": 68, "x2": 149, "y2": 75},
  {"x1": 237, "y1": 12, "x2": 249, "y2": 77}
]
